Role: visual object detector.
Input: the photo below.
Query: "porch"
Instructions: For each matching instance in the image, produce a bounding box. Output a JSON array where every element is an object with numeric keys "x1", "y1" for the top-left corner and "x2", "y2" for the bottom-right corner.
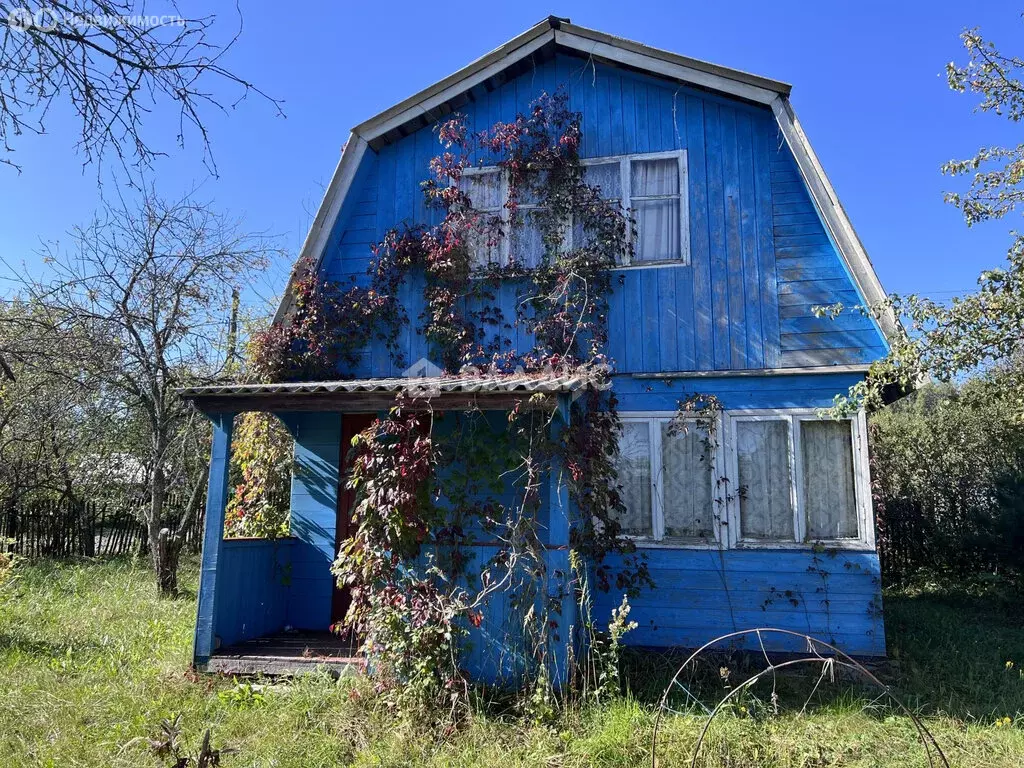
[{"x1": 179, "y1": 373, "x2": 587, "y2": 681}]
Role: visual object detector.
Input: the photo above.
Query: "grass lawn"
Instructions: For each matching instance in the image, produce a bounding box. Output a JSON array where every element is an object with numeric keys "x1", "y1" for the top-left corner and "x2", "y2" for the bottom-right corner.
[{"x1": 1, "y1": 558, "x2": 1023, "y2": 767}]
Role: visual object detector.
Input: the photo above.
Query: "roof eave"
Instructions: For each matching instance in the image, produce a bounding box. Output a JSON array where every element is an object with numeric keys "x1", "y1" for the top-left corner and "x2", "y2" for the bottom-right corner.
[
  {"x1": 354, "y1": 18, "x2": 792, "y2": 144},
  {"x1": 770, "y1": 95, "x2": 899, "y2": 343}
]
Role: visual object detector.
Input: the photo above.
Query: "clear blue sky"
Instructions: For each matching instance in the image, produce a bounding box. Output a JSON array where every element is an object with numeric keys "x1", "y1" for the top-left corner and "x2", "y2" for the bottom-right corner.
[{"x1": 1, "y1": 0, "x2": 1020, "y2": 307}]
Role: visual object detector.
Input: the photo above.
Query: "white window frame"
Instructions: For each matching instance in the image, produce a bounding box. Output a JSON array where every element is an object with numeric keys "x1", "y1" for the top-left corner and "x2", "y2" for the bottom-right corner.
[
  {"x1": 616, "y1": 411, "x2": 725, "y2": 548},
  {"x1": 458, "y1": 150, "x2": 691, "y2": 269},
  {"x1": 725, "y1": 409, "x2": 875, "y2": 551},
  {"x1": 580, "y1": 150, "x2": 690, "y2": 268},
  {"x1": 611, "y1": 408, "x2": 876, "y2": 552},
  {"x1": 459, "y1": 165, "x2": 508, "y2": 269}
]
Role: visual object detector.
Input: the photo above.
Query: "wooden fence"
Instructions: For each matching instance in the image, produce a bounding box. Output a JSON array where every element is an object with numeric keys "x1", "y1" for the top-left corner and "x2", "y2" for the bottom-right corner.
[{"x1": 0, "y1": 495, "x2": 206, "y2": 559}]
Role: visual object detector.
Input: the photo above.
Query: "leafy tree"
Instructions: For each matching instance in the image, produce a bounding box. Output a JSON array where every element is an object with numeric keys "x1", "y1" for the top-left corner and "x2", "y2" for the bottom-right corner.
[
  {"x1": 841, "y1": 18, "x2": 1024, "y2": 411},
  {"x1": 871, "y1": 374, "x2": 1024, "y2": 582},
  {"x1": 223, "y1": 411, "x2": 291, "y2": 539},
  {"x1": 4, "y1": 190, "x2": 279, "y2": 594},
  {"x1": 0, "y1": 1, "x2": 281, "y2": 175},
  {"x1": 0, "y1": 298, "x2": 131, "y2": 504}
]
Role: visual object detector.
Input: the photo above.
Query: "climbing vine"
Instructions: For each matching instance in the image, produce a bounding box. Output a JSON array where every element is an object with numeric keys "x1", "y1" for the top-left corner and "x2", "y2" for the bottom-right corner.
[
  {"x1": 254, "y1": 91, "x2": 652, "y2": 717},
  {"x1": 224, "y1": 412, "x2": 291, "y2": 539}
]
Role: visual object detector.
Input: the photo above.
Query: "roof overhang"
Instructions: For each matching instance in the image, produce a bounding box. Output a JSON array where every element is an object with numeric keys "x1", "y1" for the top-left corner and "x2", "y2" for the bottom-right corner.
[
  {"x1": 178, "y1": 372, "x2": 595, "y2": 414},
  {"x1": 769, "y1": 97, "x2": 898, "y2": 341},
  {"x1": 355, "y1": 17, "x2": 791, "y2": 148}
]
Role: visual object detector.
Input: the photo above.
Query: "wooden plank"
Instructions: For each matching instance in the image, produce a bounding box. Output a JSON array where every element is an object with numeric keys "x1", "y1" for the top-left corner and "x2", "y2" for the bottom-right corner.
[
  {"x1": 779, "y1": 348, "x2": 874, "y2": 367},
  {"x1": 620, "y1": 76, "x2": 637, "y2": 155},
  {"x1": 649, "y1": 83, "x2": 666, "y2": 150},
  {"x1": 596, "y1": 68, "x2": 611, "y2": 157},
  {"x1": 736, "y1": 111, "x2": 764, "y2": 368},
  {"x1": 634, "y1": 81, "x2": 650, "y2": 154},
  {"x1": 624, "y1": 271, "x2": 644, "y2": 372},
  {"x1": 720, "y1": 106, "x2": 747, "y2": 369},
  {"x1": 779, "y1": 289, "x2": 862, "y2": 311},
  {"x1": 675, "y1": 263, "x2": 696, "y2": 371},
  {"x1": 607, "y1": 273, "x2": 627, "y2": 369},
  {"x1": 776, "y1": 259, "x2": 850, "y2": 283},
  {"x1": 781, "y1": 314, "x2": 876, "y2": 334},
  {"x1": 581, "y1": 57, "x2": 598, "y2": 157},
  {"x1": 685, "y1": 96, "x2": 713, "y2": 371},
  {"x1": 657, "y1": 266, "x2": 678, "y2": 372},
  {"x1": 781, "y1": 330, "x2": 883, "y2": 351},
  {"x1": 703, "y1": 104, "x2": 731, "y2": 370},
  {"x1": 641, "y1": 268, "x2": 661, "y2": 371},
  {"x1": 609, "y1": 71, "x2": 625, "y2": 157},
  {"x1": 778, "y1": 278, "x2": 855, "y2": 297},
  {"x1": 194, "y1": 412, "x2": 235, "y2": 664}
]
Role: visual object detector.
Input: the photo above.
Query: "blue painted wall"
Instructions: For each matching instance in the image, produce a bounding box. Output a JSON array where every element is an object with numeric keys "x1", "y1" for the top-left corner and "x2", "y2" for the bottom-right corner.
[
  {"x1": 281, "y1": 412, "x2": 343, "y2": 631},
  {"x1": 214, "y1": 538, "x2": 292, "y2": 649},
  {"x1": 604, "y1": 371, "x2": 886, "y2": 657},
  {"x1": 207, "y1": 52, "x2": 893, "y2": 669},
  {"x1": 594, "y1": 548, "x2": 885, "y2": 656},
  {"x1": 318, "y1": 52, "x2": 887, "y2": 377}
]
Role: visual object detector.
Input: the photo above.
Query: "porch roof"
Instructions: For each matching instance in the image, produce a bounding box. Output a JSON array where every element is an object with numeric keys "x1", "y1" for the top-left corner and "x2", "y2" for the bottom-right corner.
[{"x1": 178, "y1": 371, "x2": 596, "y2": 414}]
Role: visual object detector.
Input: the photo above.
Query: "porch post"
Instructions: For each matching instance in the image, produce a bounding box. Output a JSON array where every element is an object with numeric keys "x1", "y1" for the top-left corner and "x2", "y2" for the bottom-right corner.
[
  {"x1": 546, "y1": 393, "x2": 575, "y2": 688},
  {"x1": 193, "y1": 411, "x2": 235, "y2": 665}
]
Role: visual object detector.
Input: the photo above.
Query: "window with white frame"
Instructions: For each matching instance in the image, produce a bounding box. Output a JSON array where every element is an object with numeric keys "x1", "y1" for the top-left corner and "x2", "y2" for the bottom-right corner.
[
  {"x1": 613, "y1": 415, "x2": 717, "y2": 543},
  {"x1": 728, "y1": 412, "x2": 869, "y2": 547},
  {"x1": 461, "y1": 168, "x2": 505, "y2": 268},
  {"x1": 611, "y1": 409, "x2": 873, "y2": 549},
  {"x1": 458, "y1": 150, "x2": 690, "y2": 269}
]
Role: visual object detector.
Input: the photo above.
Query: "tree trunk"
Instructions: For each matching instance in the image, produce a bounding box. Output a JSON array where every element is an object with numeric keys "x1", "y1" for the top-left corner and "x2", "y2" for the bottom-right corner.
[
  {"x1": 148, "y1": 463, "x2": 180, "y2": 597},
  {"x1": 155, "y1": 527, "x2": 182, "y2": 597}
]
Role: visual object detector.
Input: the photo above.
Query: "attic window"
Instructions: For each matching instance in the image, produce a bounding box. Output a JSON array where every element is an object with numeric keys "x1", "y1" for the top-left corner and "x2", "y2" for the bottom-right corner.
[
  {"x1": 459, "y1": 150, "x2": 690, "y2": 269},
  {"x1": 462, "y1": 169, "x2": 505, "y2": 267},
  {"x1": 583, "y1": 150, "x2": 689, "y2": 267}
]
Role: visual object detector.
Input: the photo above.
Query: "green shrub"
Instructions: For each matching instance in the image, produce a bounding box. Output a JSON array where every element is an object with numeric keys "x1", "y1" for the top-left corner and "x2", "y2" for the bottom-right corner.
[{"x1": 871, "y1": 376, "x2": 1024, "y2": 584}]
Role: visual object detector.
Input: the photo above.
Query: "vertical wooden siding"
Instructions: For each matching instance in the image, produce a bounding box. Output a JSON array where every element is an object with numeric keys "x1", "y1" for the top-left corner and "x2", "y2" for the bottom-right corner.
[
  {"x1": 319, "y1": 54, "x2": 885, "y2": 378},
  {"x1": 593, "y1": 548, "x2": 885, "y2": 656},
  {"x1": 215, "y1": 538, "x2": 292, "y2": 648},
  {"x1": 281, "y1": 412, "x2": 342, "y2": 631}
]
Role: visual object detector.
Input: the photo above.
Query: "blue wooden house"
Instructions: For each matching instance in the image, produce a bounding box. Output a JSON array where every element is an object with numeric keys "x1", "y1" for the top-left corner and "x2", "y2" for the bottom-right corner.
[{"x1": 182, "y1": 18, "x2": 895, "y2": 678}]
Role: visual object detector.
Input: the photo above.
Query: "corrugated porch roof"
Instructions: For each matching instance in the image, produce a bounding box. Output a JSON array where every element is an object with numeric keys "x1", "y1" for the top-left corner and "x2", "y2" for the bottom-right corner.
[{"x1": 178, "y1": 372, "x2": 596, "y2": 414}]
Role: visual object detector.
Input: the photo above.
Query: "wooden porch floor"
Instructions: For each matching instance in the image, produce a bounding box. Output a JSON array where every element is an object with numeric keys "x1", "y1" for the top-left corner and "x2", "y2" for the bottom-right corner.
[{"x1": 205, "y1": 631, "x2": 364, "y2": 676}]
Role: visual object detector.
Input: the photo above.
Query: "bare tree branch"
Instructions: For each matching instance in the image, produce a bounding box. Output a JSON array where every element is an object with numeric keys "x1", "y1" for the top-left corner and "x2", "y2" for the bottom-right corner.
[{"x1": 0, "y1": 0, "x2": 283, "y2": 178}]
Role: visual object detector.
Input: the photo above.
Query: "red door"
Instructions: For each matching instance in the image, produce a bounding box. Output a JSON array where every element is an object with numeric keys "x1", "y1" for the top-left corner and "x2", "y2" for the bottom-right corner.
[{"x1": 331, "y1": 413, "x2": 376, "y2": 627}]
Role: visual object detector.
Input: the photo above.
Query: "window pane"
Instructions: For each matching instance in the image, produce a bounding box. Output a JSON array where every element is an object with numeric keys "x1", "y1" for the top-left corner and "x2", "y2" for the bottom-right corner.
[
  {"x1": 661, "y1": 421, "x2": 714, "y2": 538},
  {"x1": 585, "y1": 162, "x2": 622, "y2": 200},
  {"x1": 634, "y1": 198, "x2": 679, "y2": 261},
  {"x1": 521, "y1": 170, "x2": 551, "y2": 207},
  {"x1": 801, "y1": 420, "x2": 859, "y2": 539},
  {"x1": 631, "y1": 157, "x2": 679, "y2": 196},
  {"x1": 466, "y1": 222, "x2": 502, "y2": 268},
  {"x1": 737, "y1": 420, "x2": 794, "y2": 540},
  {"x1": 615, "y1": 422, "x2": 652, "y2": 537},
  {"x1": 509, "y1": 209, "x2": 546, "y2": 268},
  {"x1": 462, "y1": 170, "x2": 503, "y2": 210}
]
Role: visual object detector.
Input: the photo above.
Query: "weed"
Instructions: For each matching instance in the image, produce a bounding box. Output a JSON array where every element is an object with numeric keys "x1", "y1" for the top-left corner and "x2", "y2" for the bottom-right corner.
[{"x1": 1, "y1": 558, "x2": 1022, "y2": 766}]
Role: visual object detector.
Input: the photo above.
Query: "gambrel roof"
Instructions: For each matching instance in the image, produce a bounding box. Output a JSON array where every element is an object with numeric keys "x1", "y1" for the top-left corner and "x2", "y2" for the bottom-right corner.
[{"x1": 280, "y1": 16, "x2": 896, "y2": 340}]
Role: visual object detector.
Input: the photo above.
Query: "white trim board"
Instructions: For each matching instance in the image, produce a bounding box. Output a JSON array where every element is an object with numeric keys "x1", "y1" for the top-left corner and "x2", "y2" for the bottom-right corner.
[
  {"x1": 356, "y1": 18, "x2": 791, "y2": 143},
  {"x1": 770, "y1": 96, "x2": 898, "y2": 343},
  {"x1": 275, "y1": 135, "x2": 368, "y2": 323}
]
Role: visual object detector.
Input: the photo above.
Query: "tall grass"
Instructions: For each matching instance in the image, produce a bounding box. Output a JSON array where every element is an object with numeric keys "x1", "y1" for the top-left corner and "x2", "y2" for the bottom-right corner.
[{"x1": 1, "y1": 558, "x2": 1022, "y2": 766}]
